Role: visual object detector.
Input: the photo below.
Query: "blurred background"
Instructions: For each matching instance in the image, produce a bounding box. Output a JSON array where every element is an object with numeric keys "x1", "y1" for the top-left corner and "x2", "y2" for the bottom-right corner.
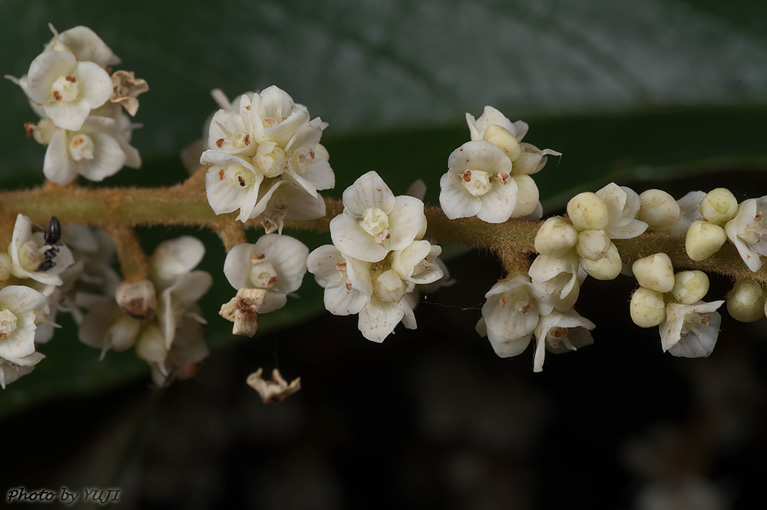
[{"x1": 1, "y1": 0, "x2": 767, "y2": 508}]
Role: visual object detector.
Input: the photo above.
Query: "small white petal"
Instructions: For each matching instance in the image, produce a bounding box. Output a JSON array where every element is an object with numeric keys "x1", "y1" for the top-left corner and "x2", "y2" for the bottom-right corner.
[
  {"x1": 330, "y1": 213, "x2": 390, "y2": 263},
  {"x1": 439, "y1": 172, "x2": 481, "y2": 219},
  {"x1": 387, "y1": 195, "x2": 426, "y2": 251},
  {"x1": 358, "y1": 299, "x2": 405, "y2": 342},
  {"x1": 341, "y1": 171, "x2": 396, "y2": 218}
]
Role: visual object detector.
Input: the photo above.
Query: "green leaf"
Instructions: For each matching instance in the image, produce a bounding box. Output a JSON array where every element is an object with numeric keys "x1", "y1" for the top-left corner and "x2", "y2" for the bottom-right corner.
[{"x1": 1, "y1": 0, "x2": 766, "y2": 416}]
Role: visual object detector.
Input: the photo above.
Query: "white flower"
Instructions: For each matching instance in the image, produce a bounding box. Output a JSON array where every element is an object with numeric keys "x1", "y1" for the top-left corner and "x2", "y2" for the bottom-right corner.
[
  {"x1": 532, "y1": 308, "x2": 595, "y2": 372},
  {"x1": 0, "y1": 352, "x2": 45, "y2": 389},
  {"x1": 724, "y1": 197, "x2": 767, "y2": 272},
  {"x1": 659, "y1": 300, "x2": 724, "y2": 358},
  {"x1": 45, "y1": 24, "x2": 121, "y2": 68},
  {"x1": 306, "y1": 245, "x2": 371, "y2": 317},
  {"x1": 307, "y1": 242, "x2": 443, "y2": 343},
  {"x1": 251, "y1": 85, "x2": 310, "y2": 146},
  {"x1": 595, "y1": 183, "x2": 648, "y2": 239},
  {"x1": 466, "y1": 106, "x2": 529, "y2": 143},
  {"x1": 476, "y1": 274, "x2": 555, "y2": 358},
  {"x1": 9, "y1": 214, "x2": 75, "y2": 286},
  {"x1": 201, "y1": 89, "x2": 334, "y2": 224},
  {"x1": 439, "y1": 141, "x2": 518, "y2": 223},
  {"x1": 42, "y1": 115, "x2": 141, "y2": 184},
  {"x1": 668, "y1": 191, "x2": 705, "y2": 237},
  {"x1": 150, "y1": 237, "x2": 212, "y2": 347},
  {"x1": 26, "y1": 50, "x2": 112, "y2": 131},
  {"x1": 150, "y1": 318, "x2": 208, "y2": 387},
  {"x1": 0, "y1": 285, "x2": 49, "y2": 367},
  {"x1": 330, "y1": 171, "x2": 425, "y2": 263},
  {"x1": 223, "y1": 235, "x2": 309, "y2": 314},
  {"x1": 528, "y1": 252, "x2": 582, "y2": 310},
  {"x1": 207, "y1": 92, "x2": 258, "y2": 156},
  {"x1": 77, "y1": 294, "x2": 141, "y2": 358}
]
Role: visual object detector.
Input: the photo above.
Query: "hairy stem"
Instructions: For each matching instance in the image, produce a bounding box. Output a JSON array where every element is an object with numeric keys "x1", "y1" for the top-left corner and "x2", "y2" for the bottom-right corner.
[{"x1": 1, "y1": 173, "x2": 765, "y2": 285}]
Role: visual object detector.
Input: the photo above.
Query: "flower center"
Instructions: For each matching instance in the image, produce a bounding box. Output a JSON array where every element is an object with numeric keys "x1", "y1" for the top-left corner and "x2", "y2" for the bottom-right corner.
[
  {"x1": 373, "y1": 269, "x2": 406, "y2": 303},
  {"x1": 68, "y1": 133, "x2": 95, "y2": 161},
  {"x1": 19, "y1": 240, "x2": 44, "y2": 272},
  {"x1": 680, "y1": 312, "x2": 710, "y2": 337},
  {"x1": 250, "y1": 255, "x2": 279, "y2": 289},
  {"x1": 461, "y1": 169, "x2": 492, "y2": 197},
  {"x1": 51, "y1": 74, "x2": 79, "y2": 103},
  {"x1": 0, "y1": 309, "x2": 18, "y2": 339},
  {"x1": 253, "y1": 142, "x2": 289, "y2": 178},
  {"x1": 360, "y1": 208, "x2": 390, "y2": 243},
  {"x1": 499, "y1": 288, "x2": 534, "y2": 314},
  {"x1": 222, "y1": 165, "x2": 256, "y2": 189}
]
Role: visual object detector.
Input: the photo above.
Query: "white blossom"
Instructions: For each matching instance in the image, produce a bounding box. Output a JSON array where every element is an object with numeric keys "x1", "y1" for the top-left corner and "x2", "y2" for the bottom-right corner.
[
  {"x1": 724, "y1": 197, "x2": 767, "y2": 272},
  {"x1": 0, "y1": 352, "x2": 45, "y2": 389},
  {"x1": 596, "y1": 183, "x2": 648, "y2": 239},
  {"x1": 528, "y1": 252, "x2": 582, "y2": 310},
  {"x1": 439, "y1": 141, "x2": 518, "y2": 223},
  {"x1": 224, "y1": 235, "x2": 309, "y2": 314},
  {"x1": 42, "y1": 115, "x2": 141, "y2": 184},
  {"x1": 0, "y1": 285, "x2": 49, "y2": 388},
  {"x1": 201, "y1": 87, "x2": 333, "y2": 224},
  {"x1": 25, "y1": 50, "x2": 112, "y2": 131},
  {"x1": 45, "y1": 24, "x2": 121, "y2": 68},
  {"x1": 476, "y1": 275, "x2": 555, "y2": 358},
  {"x1": 532, "y1": 308, "x2": 595, "y2": 372},
  {"x1": 466, "y1": 106, "x2": 529, "y2": 143},
  {"x1": 331, "y1": 171, "x2": 425, "y2": 263},
  {"x1": 659, "y1": 300, "x2": 724, "y2": 358},
  {"x1": 9, "y1": 214, "x2": 75, "y2": 286}
]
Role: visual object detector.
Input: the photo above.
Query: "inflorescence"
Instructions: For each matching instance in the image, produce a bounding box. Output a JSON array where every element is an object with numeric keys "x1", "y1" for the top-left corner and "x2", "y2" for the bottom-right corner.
[{"x1": 1, "y1": 26, "x2": 766, "y2": 397}]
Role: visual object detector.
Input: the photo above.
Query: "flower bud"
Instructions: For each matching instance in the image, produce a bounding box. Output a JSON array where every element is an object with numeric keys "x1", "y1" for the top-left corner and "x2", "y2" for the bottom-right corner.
[
  {"x1": 510, "y1": 174, "x2": 539, "y2": 218},
  {"x1": 576, "y1": 229, "x2": 611, "y2": 261},
  {"x1": 638, "y1": 189, "x2": 680, "y2": 232},
  {"x1": 580, "y1": 242, "x2": 622, "y2": 280},
  {"x1": 534, "y1": 217, "x2": 578, "y2": 257},
  {"x1": 482, "y1": 124, "x2": 521, "y2": 161},
  {"x1": 726, "y1": 280, "x2": 765, "y2": 323},
  {"x1": 567, "y1": 192, "x2": 609, "y2": 231},
  {"x1": 701, "y1": 188, "x2": 738, "y2": 226},
  {"x1": 115, "y1": 279, "x2": 157, "y2": 320},
  {"x1": 671, "y1": 271, "x2": 710, "y2": 305},
  {"x1": 630, "y1": 287, "x2": 666, "y2": 328},
  {"x1": 685, "y1": 220, "x2": 727, "y2": 261},
  {"x1": 632, "y1": 253, "x2": 674, "y2": 293}
]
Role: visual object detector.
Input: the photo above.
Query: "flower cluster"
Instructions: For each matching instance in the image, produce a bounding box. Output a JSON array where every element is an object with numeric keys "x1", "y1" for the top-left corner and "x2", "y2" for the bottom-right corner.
[
  {"x1": 0, "y1": 214, "x2": 76, "y2": 387},
  {"x1": 6, "y1": 25, "x2": 146, "y2": 184},
  {"x1": 629, "y1": 254, "x2": 724, "y2": 357},
  {"x1": 219, "y1": 234, "x2": 309, "y2": 336},
  {"x1": 307, "y1": 171, "x2": 445, "y2": 342},
  {"x1": 78, "y1": 236, "x2": 212, "y2": 386},
  {"x1": 201, "y1": 86, "x2": 334, "y2": 231},
  {"x1": 439, "y1": 106, "x2": 558, "y2": 223}
]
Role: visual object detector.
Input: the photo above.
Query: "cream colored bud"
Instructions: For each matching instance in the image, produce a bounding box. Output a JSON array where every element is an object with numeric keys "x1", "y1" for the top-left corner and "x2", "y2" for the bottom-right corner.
[
  {"x1": 115, "y1": 279, "x2": 157, "y2": 320},
  {"x1": 509, "y1": 174, "x2": 539, "y2": 218},
  {"x1": 511, "y1": 143, "x2": 553, "y2": 175},
  {"x1": 638, "y1": 189, "x2": 680, "y2": 232},
  {"x1": 576, "y1": 229, "x2": 611, "y2": 261},
  {"x1": 726, "y1": 280, "x2": 766, "y2": 323},
  {"x1": 135, "y1": 323, "x2": 168, "y2": 364},
  {"x1": 567, "y1": 192, "x2": 609, "y2": 231},
  {"x1": 483, "y1": 125, "x2": 521, "y2": 161},
  {"x1": 534, "y1": 217, "x2": 578, "y2": 257},
  {"x1": 685, "y1": 220, "x2": 727, "y2": 261},
  {"x1": 671, "y1": 271, "x2": 710, "y2": 305},
  {"x1": 701, "y1": 188, "x2": 738, "y2": 226},
  {"x1": 580, "y1": 242, "x2": 622, "y2": 280},
  {"x1": 630, "y1": 287, "x2": 667, "y2": 328},
  {"x1": 632, "y1": 253, "x2": 674, "y2": 293}
]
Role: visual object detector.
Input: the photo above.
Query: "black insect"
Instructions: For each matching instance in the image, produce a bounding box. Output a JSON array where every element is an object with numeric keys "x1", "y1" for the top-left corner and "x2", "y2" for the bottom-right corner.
[{"x1": 38, "y1": 216, "x2": 62, "y2": 272}]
